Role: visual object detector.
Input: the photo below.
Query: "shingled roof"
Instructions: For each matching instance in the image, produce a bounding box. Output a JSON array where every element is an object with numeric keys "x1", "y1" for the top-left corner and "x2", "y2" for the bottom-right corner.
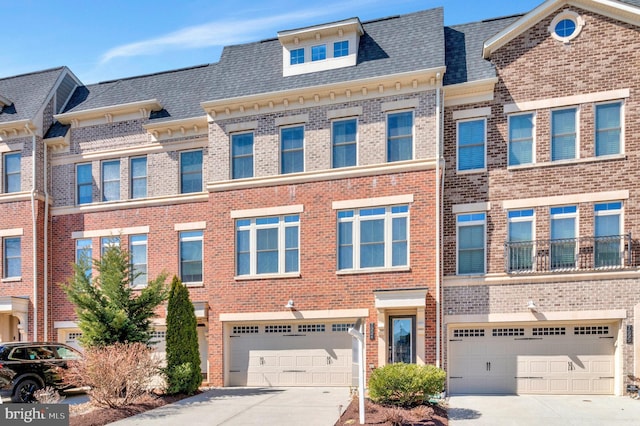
[
  {"x1": 444, "y1": 15, "x2": 521, "y2": 86},
  {"x1": 61, "y1": 8, "x2": 445, "y2": 124},
  {"x1": 205, "y1": 8, "x2": 445, "y2": 102},
  {"x1": 0, "y1": 67, "x2": 67, "y2": 125}
]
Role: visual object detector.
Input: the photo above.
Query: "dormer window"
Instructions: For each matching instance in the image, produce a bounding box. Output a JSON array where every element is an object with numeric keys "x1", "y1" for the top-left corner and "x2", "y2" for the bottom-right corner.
[
  {"x1": 311, "y1": 45, "x2": 327, "y2": 61},
  {"x1": 279, "y1": 18, "x2": 363, "y2": 77},
  {"x1": 290, "y1": 48, "x2": 305, "y2": 65},
  {"x1": 334, "y1": 41, "x2": 349, "y2": 58}
]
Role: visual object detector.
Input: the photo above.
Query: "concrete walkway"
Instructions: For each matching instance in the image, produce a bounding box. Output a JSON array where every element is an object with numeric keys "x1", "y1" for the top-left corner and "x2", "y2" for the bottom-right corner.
[
  {"x1": 448, "y1": 395, "x2": 640, "y2": 425},
  {"x1": 109, "y1": 387, "x2": 352, "y2": 426}
]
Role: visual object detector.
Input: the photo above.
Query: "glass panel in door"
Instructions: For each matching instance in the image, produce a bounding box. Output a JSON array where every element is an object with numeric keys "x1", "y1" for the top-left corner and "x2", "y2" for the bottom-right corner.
[{"x1": 389, "y1": 316, "x2": 415, "y2": 363}]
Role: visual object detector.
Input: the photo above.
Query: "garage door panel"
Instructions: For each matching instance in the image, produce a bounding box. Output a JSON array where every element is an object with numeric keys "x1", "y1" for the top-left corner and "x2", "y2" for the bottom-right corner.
[
  {"x1": 229, "y1": 322, "x2": 353, "y2": 387},
  {"x1": 449, "y1": 323, "x2": 616, "y2": 395}
]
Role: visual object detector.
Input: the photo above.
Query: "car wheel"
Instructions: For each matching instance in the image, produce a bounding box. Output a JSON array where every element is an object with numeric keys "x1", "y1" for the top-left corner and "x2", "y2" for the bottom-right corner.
[{"x1": 12, "y1": 378, "x2": 41, "y2": 403}]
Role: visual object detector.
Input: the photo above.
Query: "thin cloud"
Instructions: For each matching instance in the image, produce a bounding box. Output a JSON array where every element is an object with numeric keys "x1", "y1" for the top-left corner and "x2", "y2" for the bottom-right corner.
[{"x1": 101, "y1": 10, "x2": 321, "y2": 64}]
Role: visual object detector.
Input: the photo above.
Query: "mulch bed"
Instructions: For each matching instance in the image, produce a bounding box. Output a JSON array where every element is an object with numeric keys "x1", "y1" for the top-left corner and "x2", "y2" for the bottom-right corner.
[
  {"x1": 335, "y1": 398, "x2": 448, "y2": 426},
  {"x1": 69, "y1": 392, "x2": 195, "y2": 426}
]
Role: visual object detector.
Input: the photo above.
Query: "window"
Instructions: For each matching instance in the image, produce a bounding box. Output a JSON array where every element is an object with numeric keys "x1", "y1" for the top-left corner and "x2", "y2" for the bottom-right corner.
[
  {"x1": 236, "y1": 215, "x2": 299, "y2": 276},
  {"x1": 332, "y1": 118, "x2": 357, "y2": 168},
  {"x1": 457, "y1": 119, "x2": 486, "y2": 171},
  {"x1": 508, "y1": 114, "x2": 534, "y2": 166},
  {"x1": 75, "y1": 238, "x2": 92, "y2": 278},
  {"x1": 102, "y1": 160, "x2": 120, "y2": 202},
  {"x1": 311, "y1": 44, "x2": 326, "y2": 61},
  {"x1": 387, "y1": 111, "x2": 413, "y2": 162},
  {"x1": 550, "y1": 11, "x2": 584, "y2": 42},
  {"x1": 130, "y1": 156, "x2": 147, "y2": 199},
  {"x1": 232, "y1": 132, "x2": 254, "y2": 179},
  {"x1": 180, "y1": 150, "x2": 203, "y2": 193},
  {"x1": 457, "y1": 213, "x2": 485, "y2": 275},
  {"x1": 130, "y1": 234, "x2": 148, "y2": 287},
  {"x1": 3, "y1": 152, "x2": 20, "y2": 193},
  {"x1": 337, "y1": 206, "x2": 408, "y2": 271},
  {"x1": 550, "y1": 206, "x2": 577, "y2": 269},
  {"x1": 281, "y1": 126, "x2": 304, "y2": 174},
  {"x1": 290, "y1": 48, "x2": 304, "y2": 65},
  {"x1": 334, "y1": 40, "x2": 349, "y2": 57},
  {"x1": 595, "y1": 102, "x2": 622, "y2": 156},
  {"x1": 551, "y1": 108, "x2": 577, "y2": 161},
  {"x1": 555, "y1": 19, "x2": 576, "y2": 38},
  {"x1": 180, "y1": 231, "x2": 203, "y2": 282},
  {"x1": 76, "y1": 163, "x2": 92, "y2": 205},
  {"x1": 594, "y1": 202, "x2": 622, "y2": 267},
  {"x1": 508, "y1": 209, "x2": 534, "y2": 272},
  {"x1": 3, "y1": 237, "x2": 20, "y2": 278},
  {"x1": 101, "y1": 236, "x2": 120, "y2": 256}
]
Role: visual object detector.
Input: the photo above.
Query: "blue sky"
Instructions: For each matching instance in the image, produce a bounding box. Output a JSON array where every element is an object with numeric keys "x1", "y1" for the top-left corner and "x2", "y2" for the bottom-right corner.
[{"x1": 1, "y1": 0, "x2": 542, "y2": 84}]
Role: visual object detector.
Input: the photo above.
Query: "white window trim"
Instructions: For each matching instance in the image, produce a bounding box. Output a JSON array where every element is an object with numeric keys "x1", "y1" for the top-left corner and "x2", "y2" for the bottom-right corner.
[
  {"x1": 179, "y1": 230, "x2": 204, "y2": 285},
  {"x1": 503, "y1": 89, "x2": 630, "y2": 114},
  {"x1": 507, "y1": 112, "x2": 536, "y2": 167},
  {"x1": 333, "y1": 195, "x2": 413, "y2": 210},
  {"x1": 456, "y1": 117, "x2": 487, "y2": 173},
  {"x1": 508, "y1": 209, "x2": 536, "y2": 242},
  {"x1": 225, "y1": 121, "x2": 258, "y2": 133},
  {"x1": 101, "y1": 159, "x2": 121, "y2": 202},
  {"x1": 130, "y1": 234, "x2": 148, "y2": 288},
  {"x1": 594, "y1": 100, "x2": 625, "y2": 157},
  {"x1": 100, "y1": 236, "x2": 120, "y2": 256},
  {"x1": 71, "y1": 226, "x2": 149, "y2": 239},
  {"x1": 274, "y1": 114, "x2": 308, "y2": 127},
  {"x1": 3, "y1": 151, "x2": 21, "y2": 194},
  {"x1": 235, "y1": 215, "x2": 300, "y2": 278},
  {"x1": 386, "y1": 109, "x2": 415, "y2": 162},
  {"x1": 280, "y1": 124, "x2": 305, "y2": 174},
  {"x1": 231, "y1": 205, "x2": 303, "y2": 219},
  {"x1": 331, "y1": 117, "x2": 359, "y2": 168},
  {"x1": 508, "y1": 209, "x2": 536, "y2": 272},
  {"x1": 456, "y1": 213, "x2": 486, "y2": 276},
  {"x1": 179, "y1": 149, "x2": 203, "y2": 193},
  {"x1": 550, "y1": 106, "x2": 580, "y2": 162},
  {"x1": 550, "y1": 206, "x2": 579, "y2": 265},
  {"x1": 3, "y1": 236, "x2": 21, "y2": 279},
  {"x1": 337, "y1": 205, "x2": 410, "y2": 272},
  {"x1": 594, "y1": 202, "x2": 624, "y2": 236},
  {"x1": 327, "y1": 106, "x2": 362, "y2": 120},
  {"x1": 174, "y1": 222, "x2": 206, "y2": 231},
  {"x1": 0, "y1": 228, "x2": 23, "y2": 237},
  {"x1": 130, "y1": 156, "x2": 147, "y2": 199},
  {"x1": 75, "y1": 238, "x2": 92, "y2": 264},
  {"x1": 230, "y1": 131, "x2": 254, "y2": 180},
  {"x1": 549, "y1": 10, "x2": 585, "y2": 43},
  {"x1": 76, "y1": 162, "x2": 92, "y2": 205}
]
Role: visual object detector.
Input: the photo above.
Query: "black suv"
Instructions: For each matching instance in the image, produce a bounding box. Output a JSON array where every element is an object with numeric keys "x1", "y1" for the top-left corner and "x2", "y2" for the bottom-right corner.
[{"x1": 0, "y1": 342, "x2": 81, "y2": 403}]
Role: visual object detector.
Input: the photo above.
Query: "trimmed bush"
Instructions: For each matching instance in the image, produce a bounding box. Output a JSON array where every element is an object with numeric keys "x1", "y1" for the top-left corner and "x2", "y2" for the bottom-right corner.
[
  {"x1": 164, "y1": 276, "x2": 202, "y2": 395},
  {"x1": 368, "y1": 363, "x2": 446, "y2": 407}
]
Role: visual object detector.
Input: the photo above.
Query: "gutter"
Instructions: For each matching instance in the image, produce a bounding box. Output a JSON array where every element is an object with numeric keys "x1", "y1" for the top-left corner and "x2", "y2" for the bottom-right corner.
[
  {"x1": 25, "y1": 124, "x2": 38, "y2": 341},
  {"x1": 43, "y1": 138, "x2": 49, "y2": 341},
  {"x1": 434, "y1": 72, "x2": 443, "y2": 368}
]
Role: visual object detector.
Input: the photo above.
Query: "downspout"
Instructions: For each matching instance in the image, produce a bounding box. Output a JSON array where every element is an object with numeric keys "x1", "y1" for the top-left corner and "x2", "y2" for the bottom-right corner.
[
  {"x1": 26, "y1": 124, "x2": 38, "y2": 341},
  {"x1": 434, "y1": 72, "x2": 443, "y2": 368},
  {"x1": 43, "y1": 139, "x2": 49, "y2": 341}
]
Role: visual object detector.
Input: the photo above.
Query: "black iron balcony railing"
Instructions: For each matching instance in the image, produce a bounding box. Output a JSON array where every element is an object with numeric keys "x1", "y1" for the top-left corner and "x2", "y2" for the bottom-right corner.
[{"x1": 504, "y1": 233, "x2": 633, "y2": 274}]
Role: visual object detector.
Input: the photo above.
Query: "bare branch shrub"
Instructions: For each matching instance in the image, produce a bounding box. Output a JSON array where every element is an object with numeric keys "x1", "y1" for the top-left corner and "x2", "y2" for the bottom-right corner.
[
  {"x1": 34, "y1": 386, "x2": 65, "y2": 404},
  {"x1": 65, "y1": 342, "x2": 162, "y2": 408}
]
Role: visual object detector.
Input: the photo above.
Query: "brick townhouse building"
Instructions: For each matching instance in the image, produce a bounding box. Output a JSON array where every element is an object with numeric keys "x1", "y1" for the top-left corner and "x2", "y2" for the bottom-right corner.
[{"x1": 1, "y1": 0, "x2": 640, "y2": 394}]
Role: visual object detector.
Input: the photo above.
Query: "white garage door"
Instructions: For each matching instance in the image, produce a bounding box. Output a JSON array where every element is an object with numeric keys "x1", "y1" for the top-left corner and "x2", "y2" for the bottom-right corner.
[
  {"x1": 448, "y1": 323, "x2": 616, "y2": 395},
  {"x1": 228, "y1": 322, "x2": 353, "y2": 387}
]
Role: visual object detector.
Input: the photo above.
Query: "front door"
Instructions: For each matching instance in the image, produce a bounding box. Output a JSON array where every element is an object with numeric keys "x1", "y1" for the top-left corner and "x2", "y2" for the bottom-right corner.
[{"x1": 389, "y1": 316, "x2": 416, "y2": 363}]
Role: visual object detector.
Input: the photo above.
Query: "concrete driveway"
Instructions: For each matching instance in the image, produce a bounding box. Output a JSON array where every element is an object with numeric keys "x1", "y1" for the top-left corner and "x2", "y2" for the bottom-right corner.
[
  {"x1": 448, "y1": 395, "x2": 640, "y2": 425},
  {"x1": 110, "y1": 387, "x2": 351, "y2": 426}
]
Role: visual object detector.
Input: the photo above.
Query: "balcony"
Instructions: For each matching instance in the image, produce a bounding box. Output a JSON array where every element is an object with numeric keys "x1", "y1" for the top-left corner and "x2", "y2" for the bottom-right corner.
[{"x1": 504, "y1": 233, "x2": 636, "y2": 274}]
